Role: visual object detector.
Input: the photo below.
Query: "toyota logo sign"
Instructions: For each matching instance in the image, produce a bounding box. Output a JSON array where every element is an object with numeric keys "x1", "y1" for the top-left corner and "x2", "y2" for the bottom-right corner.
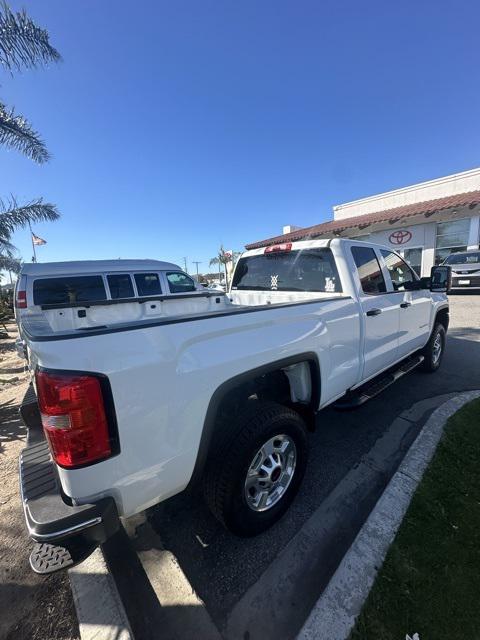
[{"x1": 389, "y1": 230, "x2": 412, "y2": 245}]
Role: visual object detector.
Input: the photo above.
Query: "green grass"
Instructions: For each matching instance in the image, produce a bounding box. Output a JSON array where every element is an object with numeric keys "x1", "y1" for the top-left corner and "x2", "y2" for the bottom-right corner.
[{"x1": 350, "y1": 398, "x2": 480, "y2": 640}]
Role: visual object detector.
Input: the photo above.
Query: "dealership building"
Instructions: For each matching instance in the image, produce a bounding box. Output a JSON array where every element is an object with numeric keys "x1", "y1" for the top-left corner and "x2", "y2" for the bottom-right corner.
[{"x1": 246, "y1": 168, "x2": 480, "y2": 277}]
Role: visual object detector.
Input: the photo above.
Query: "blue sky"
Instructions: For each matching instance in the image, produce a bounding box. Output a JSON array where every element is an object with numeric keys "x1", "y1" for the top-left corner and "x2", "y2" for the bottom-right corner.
[{"x1": 2, "y1": 0, "x2": 479, "y2": 274}]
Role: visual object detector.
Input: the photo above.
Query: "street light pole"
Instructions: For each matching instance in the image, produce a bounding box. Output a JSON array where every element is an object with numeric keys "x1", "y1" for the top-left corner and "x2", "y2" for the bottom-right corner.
[{"x1": 183, "y1": 257, "x2": 188, "y2": 274}]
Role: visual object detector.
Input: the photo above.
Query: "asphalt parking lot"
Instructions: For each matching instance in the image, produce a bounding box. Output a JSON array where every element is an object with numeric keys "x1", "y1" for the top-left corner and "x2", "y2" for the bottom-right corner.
[{"x1": 106, "y1": 293, "x2": 480, "y2": 640}]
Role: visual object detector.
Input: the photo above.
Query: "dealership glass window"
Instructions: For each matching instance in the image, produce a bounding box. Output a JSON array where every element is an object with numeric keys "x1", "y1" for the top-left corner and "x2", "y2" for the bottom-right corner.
[
  {"x1": 399, "y1": 247, "x2": 422, "y2": 276},
  {"x1": 435, "y1": 219, "x2": 470, "y2": 264}
]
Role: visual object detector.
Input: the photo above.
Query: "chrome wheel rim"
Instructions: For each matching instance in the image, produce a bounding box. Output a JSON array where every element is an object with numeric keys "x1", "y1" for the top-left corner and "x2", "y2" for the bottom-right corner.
[
  {"x1": 244, "y1": 434, "x2": 297, "y2": 512},
  {"x1": 432, "y1": 333, "x2": 442, "y2": 365}
]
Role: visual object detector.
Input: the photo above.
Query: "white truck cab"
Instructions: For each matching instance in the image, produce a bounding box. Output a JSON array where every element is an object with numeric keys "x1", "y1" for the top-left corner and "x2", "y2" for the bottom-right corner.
[{"x1": 16, "y1": 240, "x2": 450, "y2": 574}]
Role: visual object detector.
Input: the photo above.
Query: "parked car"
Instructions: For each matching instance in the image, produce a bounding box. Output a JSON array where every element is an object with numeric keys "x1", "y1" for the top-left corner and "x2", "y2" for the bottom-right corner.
[
  {"x1": 442, "y1": 250, "x2": 480, "y2": 290},
  {"x1": 16, "y1": 240, "x2": 450, "y2": 574},
  {"x1": 207, "y1": 282, "x2": 226, "y2": 292}
]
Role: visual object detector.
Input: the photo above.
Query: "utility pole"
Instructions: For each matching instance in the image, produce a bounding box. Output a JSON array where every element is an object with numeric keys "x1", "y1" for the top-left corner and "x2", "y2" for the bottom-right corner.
[
  {"x1": 182, "y1": 257, "x2": 188, "y2": 274},
  {"x1": 192, "y1": 261, "x2": 202, "y2": 280}
]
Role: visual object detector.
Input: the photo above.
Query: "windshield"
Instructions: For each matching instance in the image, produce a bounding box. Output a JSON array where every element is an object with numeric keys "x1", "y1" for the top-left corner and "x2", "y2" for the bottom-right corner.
[
  {"x1": 444, "y1": 252, "x2": 480, "y2": 265},
  {"x1": 231, "y1": 248, "x2": 342, "y2": 293}
]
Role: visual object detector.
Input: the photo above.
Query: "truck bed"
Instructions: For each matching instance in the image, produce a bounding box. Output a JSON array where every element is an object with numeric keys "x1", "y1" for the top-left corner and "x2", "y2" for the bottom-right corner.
[{"x1": 21, "y1": 292, "x2": 349, "y2": 341}]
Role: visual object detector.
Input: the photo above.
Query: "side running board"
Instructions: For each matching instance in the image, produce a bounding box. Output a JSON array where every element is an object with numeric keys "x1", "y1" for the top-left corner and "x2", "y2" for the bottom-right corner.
[{"x1": 334, "y1": 354, "x2": 424, "y2": 410}]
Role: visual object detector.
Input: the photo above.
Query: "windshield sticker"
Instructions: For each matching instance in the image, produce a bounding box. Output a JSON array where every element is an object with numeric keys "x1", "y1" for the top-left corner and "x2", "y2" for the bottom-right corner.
[{"x1": 270, "y1": 274, "x2": 279, "y2": 290}]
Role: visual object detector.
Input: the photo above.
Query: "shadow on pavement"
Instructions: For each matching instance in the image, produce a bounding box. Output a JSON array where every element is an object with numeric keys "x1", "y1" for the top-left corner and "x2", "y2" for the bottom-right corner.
[{"x1": 146, "y1": 329, "x2": 480, "y2": 630}]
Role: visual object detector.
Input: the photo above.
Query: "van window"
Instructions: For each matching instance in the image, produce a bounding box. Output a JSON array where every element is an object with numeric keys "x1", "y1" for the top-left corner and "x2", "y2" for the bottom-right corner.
[
  {"x1": 33, "y1": 276, "x2": 107, "y2": 306},
  {"x1": 231, "y1": 248, "x2": 342, "y2": 292},
  {"x1": 166, "y1": 272, "x2": 196, "y2": 293},
  {"x1": 107, "y1": 274, "x2": 134, "y2": 299},
  {"x1": 134, "y1": 273, "x2": 162, "y2": 296},
  {"x1": 351, "y1": 246, "x2": 386, "y2": 294}
]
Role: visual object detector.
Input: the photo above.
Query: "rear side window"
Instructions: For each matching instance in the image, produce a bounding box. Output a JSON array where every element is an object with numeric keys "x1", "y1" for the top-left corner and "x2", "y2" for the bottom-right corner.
[
  {"x1": 134, "y1": 273, "x2": 162, "y2": 296},
  {"x1": 231, "y1": 248, "x2": 342, "y2": 292},
  {"x1": 351, "y1": 246, "x2": 386, "y2": 294},
  {"x1": 166, "y1": 272, "x2": 196, "y2": 293},
  {"x1": 33, "y1": 276, "x2": 107, "y2": 306},
  {"x1": 107, "y1": 274, "x2": 134, "y2": 299}
]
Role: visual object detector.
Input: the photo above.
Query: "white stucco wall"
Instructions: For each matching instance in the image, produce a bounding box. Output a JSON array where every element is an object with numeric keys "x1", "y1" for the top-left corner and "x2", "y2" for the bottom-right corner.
[
  {"x1": 353, "y1": 222, "x2": 436, "y2": 276},
  {"x1": 350, "y1": 215, "x2": 480, "y2": 276},
  {"x1": 333, "y1": 168, "x2": 480, "y2": 221}
]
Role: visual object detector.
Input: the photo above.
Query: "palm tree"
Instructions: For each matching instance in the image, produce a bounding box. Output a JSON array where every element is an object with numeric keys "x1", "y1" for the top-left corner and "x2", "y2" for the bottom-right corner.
[
  {"x1": 0, "y1": 196, "x2": 59, "y2": 260},
  {"x1": 210, "y1": 246, "x2": 241, "y2": 286},
  {"x1": 209, "y1": 256, "x2": 222, "y2": 278},
  {"x1": 0, "y1": 2, "x2": 61, "y2": 262}
]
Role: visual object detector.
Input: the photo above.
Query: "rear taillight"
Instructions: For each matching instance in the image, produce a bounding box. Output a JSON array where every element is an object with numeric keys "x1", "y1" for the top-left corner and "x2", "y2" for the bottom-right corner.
[
  {"x1": 35, "y1": 370, "x2": 114, "y2": 468},
  {"x1": 15, "y1": 290, "x2": 27, "y2": 309}
]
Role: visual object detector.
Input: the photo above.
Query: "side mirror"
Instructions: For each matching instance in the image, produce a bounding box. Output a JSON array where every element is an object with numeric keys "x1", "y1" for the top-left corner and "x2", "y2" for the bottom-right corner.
[
  {"x1": 418, "y1": 276, "x2": 431, "y2": 290},
  {"x1": 430, "y1": 265, "x2": 452, "y2": 293}
]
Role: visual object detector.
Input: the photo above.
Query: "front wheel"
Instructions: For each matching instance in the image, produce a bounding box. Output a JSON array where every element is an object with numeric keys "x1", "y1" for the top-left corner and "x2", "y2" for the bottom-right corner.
[
  {"x1": 203, "y1": 401, "x2": 308, "y2": 536},
  {"x1": 420, "y1": 323, "x2": 446, "y2": 372}
]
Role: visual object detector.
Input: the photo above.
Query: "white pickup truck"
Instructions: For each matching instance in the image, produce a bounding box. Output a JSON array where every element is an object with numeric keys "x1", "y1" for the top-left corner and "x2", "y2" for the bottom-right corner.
[{"x1": 17, "y1": 239, "x2": 451, "y2": 573}]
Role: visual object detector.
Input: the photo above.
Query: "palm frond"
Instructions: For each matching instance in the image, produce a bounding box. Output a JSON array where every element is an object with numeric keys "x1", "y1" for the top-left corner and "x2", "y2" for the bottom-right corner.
[
  {"x1": 0, "y1": 2, "x2": 61, "y2": 72},
  {"x1": 0, "y1": 196, "x2": 60, "y2": 237},
  {"x1": 0, "y1": 101, "x2": 50, "y2": 162},
  {"x1": 0, "y1": 236, "x2": 15, "y2": 255},
  {"x1": 0, "y1": 254, "x2": 21, "y2": 273}
]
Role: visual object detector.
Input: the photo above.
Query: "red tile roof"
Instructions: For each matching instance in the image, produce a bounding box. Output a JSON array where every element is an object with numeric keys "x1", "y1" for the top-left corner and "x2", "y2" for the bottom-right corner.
[{"x1": 245, "y1": 190, "x2": 480, "y2": 250}]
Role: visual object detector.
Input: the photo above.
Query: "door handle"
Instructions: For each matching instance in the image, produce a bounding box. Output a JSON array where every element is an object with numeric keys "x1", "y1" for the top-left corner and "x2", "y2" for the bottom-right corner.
[
  {"x1": 366, "y1": 308, "x2": 382, "y2": 316},
  {"x1": 400, "y1": 302, "x2": 412, "y2": 308}
]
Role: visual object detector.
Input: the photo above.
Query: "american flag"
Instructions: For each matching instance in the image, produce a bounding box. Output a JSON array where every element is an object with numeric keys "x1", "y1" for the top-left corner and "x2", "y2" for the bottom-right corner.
[{"x1": 32, "y1": 233, "x2": 47, "y2": 246}]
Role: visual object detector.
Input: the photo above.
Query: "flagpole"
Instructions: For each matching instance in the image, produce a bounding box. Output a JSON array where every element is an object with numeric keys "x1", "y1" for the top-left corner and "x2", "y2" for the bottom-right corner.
[{"x1": 28, "y1": 221, "x2": 37, "y2": 263}]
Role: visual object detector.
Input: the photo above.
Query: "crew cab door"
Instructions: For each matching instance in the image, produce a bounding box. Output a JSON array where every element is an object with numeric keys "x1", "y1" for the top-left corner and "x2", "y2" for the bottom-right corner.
[
  {"x1": 379, "y1": 249, "x2": 431, "y2": 358},
  {"x1": 349, "y1": 244, "x2": 401, "y2": 381}
]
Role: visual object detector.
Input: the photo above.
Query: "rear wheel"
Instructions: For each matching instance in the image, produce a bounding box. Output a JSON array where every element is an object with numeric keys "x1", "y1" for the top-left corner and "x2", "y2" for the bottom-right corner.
[
  {"x1": 203, "y1": 401, "x2": 308, "y2": 536},
  {"x1": 420, "y1": 323, "x2": 446, "y2": 372}
]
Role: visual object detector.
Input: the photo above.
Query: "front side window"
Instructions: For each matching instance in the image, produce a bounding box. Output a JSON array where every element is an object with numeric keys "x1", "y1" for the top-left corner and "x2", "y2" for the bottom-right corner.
[
  {"x1": 166, "y1": 272, "x2": 196, "y2": 293},
  {"x1": 231, "y1": 248, "x2": 342, "y2": 292},
  {"x1": 134, "y1": 273, "x2": 162, "y2": 296},
  {"x1": 33, "y1": 276, "x2": 107, "y2": 305},
  {"x1": 351, "y1": 246, "x2": 386, "y2": 294},
  {"x1": 107, "y1": 274, "x2": 134, "y2": 299},
  {"x1": 380, "y1": 250, "x2": 416, "y2": 291},
  {"x1": 399, "y1": 247, "x2": 422, "y2": 276}
]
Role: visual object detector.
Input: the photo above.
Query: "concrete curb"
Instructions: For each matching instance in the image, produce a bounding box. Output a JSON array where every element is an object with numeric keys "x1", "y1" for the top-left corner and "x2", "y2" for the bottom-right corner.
[
  {"x1": 297, "y1": 390, "x2": 480, "y2": 640},
  {"x1": 69, "y1": 547, "x2": 134, "y2": 640}
]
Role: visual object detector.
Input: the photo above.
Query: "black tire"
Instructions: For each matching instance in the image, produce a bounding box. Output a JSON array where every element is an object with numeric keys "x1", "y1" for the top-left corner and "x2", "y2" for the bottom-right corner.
[
  {"x1": 420, "y1": 323, "x2": 446, "y2": 372},
  {"x1": 203, "y1": 400, "x2": 308, "y2": 537}
]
